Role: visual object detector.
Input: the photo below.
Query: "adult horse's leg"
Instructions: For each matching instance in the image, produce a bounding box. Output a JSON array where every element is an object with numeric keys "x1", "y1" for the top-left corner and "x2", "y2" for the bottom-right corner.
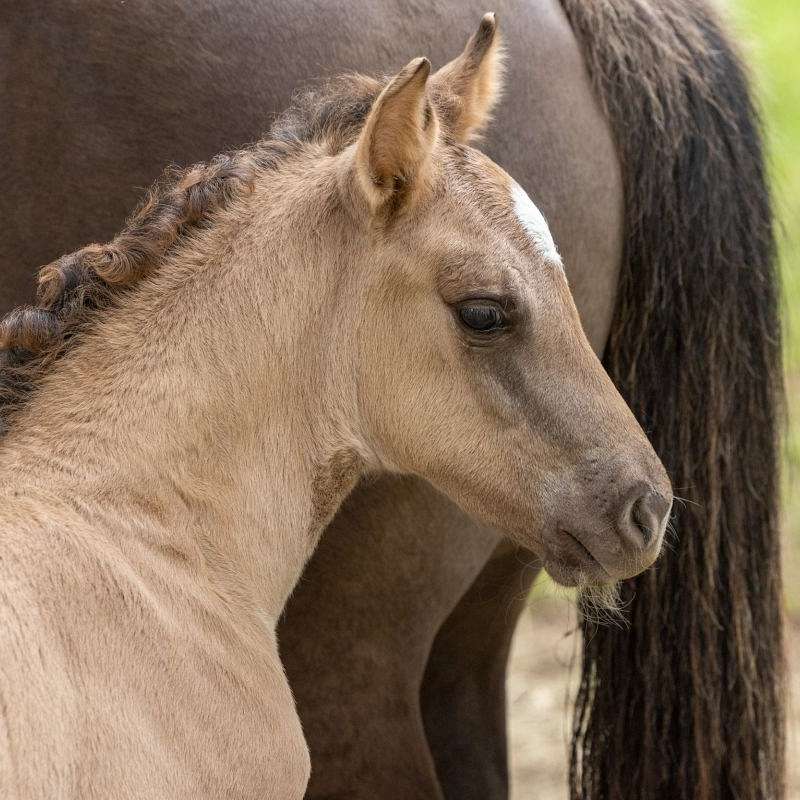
[
  {"x1": 420, "y1": 543, "x2": 536, "y2": 799},
  {"x1": 279, "y1": 478, "x2": 499, "y2": 799}
]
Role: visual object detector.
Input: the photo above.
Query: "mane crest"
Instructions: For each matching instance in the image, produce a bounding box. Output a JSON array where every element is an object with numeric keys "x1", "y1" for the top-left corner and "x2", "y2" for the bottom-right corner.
[{"x1": 0, "y1": 72, "x2": 383, "y2": 436}]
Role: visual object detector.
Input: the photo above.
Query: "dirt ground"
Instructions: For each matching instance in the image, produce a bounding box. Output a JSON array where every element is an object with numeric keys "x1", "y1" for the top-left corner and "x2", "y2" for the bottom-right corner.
[{"x1": 506, "y1": 597, "x2": 800, "y2": 799}]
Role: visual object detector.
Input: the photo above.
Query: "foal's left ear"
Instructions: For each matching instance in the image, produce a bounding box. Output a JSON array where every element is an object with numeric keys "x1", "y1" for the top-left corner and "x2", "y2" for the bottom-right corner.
[
  {"x1": 354, "y1": 57, "x2": 438, "y2": 211},
  {"x1": 430, "y1": 12, "x2": 504, "y2": 143}
]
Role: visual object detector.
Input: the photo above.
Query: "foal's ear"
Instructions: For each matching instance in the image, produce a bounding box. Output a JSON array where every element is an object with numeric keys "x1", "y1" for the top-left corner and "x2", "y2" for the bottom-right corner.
[
  {"x1": 431, "y1": 12, "x2": 504, "y2": 143},
  {"x1": 355, "y1": 57, "x2": 438, "y2": 210}
]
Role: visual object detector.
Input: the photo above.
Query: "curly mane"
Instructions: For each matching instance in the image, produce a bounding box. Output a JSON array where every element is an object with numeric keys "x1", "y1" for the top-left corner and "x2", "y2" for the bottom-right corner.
[{"x1": 0, "y1": 73, "x2": 382, "y2": 436}]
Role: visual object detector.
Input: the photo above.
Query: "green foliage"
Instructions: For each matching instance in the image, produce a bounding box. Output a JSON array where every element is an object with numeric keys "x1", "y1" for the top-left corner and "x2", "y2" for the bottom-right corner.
[{"x1": 730, "y1": 0, "x2": 800, "y2": 606}]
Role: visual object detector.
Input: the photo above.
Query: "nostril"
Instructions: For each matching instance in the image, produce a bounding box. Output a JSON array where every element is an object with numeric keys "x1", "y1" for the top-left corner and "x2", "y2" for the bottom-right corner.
[
  {"x1": 632, "y1": 496, "x2": 655, "y2": 545},
  {"x1": 631, "y1": 490, "x2": 670, "y2": 546},
  {"x1": 647, "y1": 490, "x2": 671, "y2": 525},
  {"x1": 616, "y1": 483, "x2": 671, "y2": 553}
]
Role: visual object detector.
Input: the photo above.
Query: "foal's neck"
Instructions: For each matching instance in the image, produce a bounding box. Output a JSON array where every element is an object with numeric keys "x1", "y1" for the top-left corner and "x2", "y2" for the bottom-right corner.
[{"x1": 1, "y1": 165, "x2": 365, "y2": 619}]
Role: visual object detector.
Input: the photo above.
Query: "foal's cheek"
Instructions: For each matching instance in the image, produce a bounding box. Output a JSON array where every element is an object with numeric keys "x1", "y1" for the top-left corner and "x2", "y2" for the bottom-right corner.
[{"x1": 354, "y1": 299, "x2": 462, "y2": 471}]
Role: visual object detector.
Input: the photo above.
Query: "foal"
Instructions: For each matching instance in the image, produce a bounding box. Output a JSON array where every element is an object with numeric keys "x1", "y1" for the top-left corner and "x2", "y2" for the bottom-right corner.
[{"x1": 0, "y1": 16, "x2": 670, "y2": 798}]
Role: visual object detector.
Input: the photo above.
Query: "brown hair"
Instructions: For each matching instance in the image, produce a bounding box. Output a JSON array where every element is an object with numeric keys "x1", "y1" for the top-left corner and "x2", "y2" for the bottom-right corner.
[
  {"x1": 560, "y1": 1, "x2": 785, "y2": 797},
  {"x1": 0, "y1": 74, "x2": 383, "y2": 435}
]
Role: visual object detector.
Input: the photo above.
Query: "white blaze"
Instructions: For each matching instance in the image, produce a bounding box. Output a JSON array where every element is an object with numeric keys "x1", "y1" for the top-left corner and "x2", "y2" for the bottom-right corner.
[{"x1": 510, "y1": 182, "x2": 561, "y2": 266}]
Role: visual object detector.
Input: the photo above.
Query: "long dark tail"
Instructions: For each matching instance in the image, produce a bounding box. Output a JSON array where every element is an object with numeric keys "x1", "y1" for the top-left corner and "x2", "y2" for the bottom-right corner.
[{"x1": 558, "y1": 1, "x2": 785, "y2": 798}]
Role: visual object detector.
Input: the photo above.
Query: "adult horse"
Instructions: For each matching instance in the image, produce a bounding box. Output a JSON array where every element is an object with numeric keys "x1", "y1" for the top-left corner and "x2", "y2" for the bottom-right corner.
[{"x1": 0, "y1": 1, "x2": 783, "y2": 798}]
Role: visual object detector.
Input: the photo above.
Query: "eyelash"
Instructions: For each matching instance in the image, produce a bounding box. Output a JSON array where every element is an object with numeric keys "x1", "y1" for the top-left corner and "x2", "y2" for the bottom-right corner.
[{"x1": 455, "y1": 299, "x2": 509, "y2": 334}]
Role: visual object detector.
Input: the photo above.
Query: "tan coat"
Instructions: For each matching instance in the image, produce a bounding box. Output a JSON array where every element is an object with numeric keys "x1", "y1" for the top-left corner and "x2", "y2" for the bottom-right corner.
[{"x1": 0, "y1": 16, "x2": 669, "y2": 797}]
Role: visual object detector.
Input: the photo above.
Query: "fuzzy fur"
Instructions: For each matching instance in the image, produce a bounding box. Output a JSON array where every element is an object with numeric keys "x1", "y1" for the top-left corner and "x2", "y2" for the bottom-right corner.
[{"x1": 0, "y1": 20, "x2": 671, "y2": 797}]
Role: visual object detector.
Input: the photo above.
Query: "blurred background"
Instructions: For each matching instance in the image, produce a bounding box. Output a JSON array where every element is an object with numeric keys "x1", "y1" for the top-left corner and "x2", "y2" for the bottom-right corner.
[{"x1": 506, "y1": 1, "x2": 800, "y2": 796}]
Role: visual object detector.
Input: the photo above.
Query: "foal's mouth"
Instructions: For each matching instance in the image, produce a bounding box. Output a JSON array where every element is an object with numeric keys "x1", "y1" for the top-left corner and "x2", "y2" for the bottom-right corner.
[{"x1": 545, "y1": 529, "x2": 613, "y2": 586}]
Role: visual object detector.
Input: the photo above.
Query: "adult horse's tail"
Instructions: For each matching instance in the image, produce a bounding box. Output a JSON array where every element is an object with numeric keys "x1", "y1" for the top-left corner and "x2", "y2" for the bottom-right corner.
[{"x1": 559, "y1": 1, "x2": 784, "y2": 798}]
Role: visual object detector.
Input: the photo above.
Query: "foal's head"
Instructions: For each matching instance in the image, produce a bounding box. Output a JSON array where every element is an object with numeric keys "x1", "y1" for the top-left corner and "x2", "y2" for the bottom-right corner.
[
  {"x1": 330, "y1": 15, "x2": 672, "y2": 586},
  {"x1": 0, "y1": 15, "x2": 671, "y2": 589}
]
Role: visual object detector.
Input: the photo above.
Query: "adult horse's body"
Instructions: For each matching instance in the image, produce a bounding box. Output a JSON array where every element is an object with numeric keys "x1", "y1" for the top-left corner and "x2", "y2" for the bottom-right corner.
[{"x1": 0, "y1": 1, "x2": 783, "y2": 799}]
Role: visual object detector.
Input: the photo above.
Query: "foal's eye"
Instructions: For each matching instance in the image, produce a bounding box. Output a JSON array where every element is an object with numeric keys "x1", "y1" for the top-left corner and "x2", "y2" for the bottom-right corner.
[{"x1": 457, "y1": 302, "x2": 506, "y2": 333}]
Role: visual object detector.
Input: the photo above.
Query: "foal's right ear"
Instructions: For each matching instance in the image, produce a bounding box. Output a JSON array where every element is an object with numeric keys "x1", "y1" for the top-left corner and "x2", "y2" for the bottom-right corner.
[
  {"x1": 354, "y1": 57, "x2": 438, "y2": 211},
  {"x1": 430, "y1": 12, "x2": 504, "y2": 143}
]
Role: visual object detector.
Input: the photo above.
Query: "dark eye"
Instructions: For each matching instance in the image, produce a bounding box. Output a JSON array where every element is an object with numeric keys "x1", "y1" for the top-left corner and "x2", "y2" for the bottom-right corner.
[{"x1": 457, "y1": 302, "x2": 506, "y2": 333}]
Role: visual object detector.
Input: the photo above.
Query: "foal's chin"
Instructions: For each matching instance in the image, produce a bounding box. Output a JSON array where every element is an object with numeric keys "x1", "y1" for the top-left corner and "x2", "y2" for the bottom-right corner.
[
  {"x1": 542, "y1": 554, "x2": 610, "y2": 589},
  {"x1": 542, "y1": 556, "x2": 625, "y2": 620}
]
